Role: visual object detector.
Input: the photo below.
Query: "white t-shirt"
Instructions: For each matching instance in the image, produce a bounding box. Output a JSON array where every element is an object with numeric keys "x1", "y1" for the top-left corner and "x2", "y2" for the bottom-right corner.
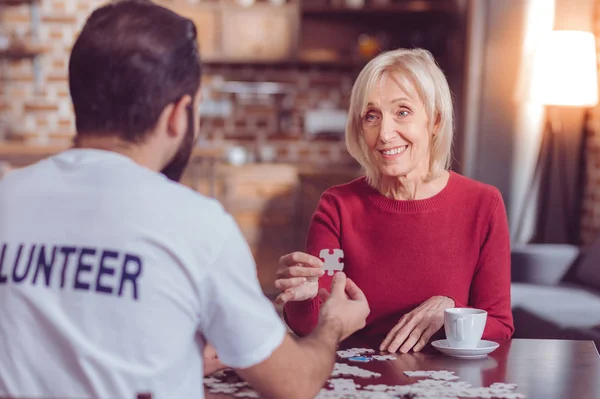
[{"x1": 0, "y1": 149, "x2": 286, "y2": 399}]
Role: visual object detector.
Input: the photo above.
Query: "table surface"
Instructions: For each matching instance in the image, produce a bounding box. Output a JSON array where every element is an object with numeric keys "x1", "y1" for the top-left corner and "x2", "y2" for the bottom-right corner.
[{"x1": 204, "y1": 338, "x2": 600, "y2": 399}]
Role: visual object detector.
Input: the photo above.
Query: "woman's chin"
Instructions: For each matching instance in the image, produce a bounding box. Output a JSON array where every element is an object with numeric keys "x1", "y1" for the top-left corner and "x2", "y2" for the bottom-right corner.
[{"x1": 380, "y1": 164, "x2": 410, "y2": 178}]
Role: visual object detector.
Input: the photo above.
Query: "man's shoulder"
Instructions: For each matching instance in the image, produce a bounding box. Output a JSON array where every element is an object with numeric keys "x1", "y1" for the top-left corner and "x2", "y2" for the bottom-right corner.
[
  {"x1": 158, "y1": 177, "x2": 217, "y2": 205},
  {"x1": 0, "y1": 161, "x2": 48, "y2": 190},
  {"x1": 0, "y1": 152, "x2": 231, "y2": 224},
  {"x1": 159, "y1": 179, "x2": 229, "y2": 219}
]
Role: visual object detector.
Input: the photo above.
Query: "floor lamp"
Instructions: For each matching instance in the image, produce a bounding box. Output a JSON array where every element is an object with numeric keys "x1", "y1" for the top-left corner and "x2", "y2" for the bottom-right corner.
[{"x1": 515, "y1": 30, "x2": 599, "y2": 243}]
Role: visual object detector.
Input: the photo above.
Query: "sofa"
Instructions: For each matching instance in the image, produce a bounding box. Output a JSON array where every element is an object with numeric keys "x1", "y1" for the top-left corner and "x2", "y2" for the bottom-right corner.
[{"x1": 510, "y1": 240, "x2": 600, "y2": 348}]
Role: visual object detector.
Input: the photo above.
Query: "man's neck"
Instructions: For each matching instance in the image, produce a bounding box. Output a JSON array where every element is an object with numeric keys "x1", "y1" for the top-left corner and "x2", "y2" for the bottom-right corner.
[{"x1": 73, "y1": 135, "x2": 162, "y2": 172}]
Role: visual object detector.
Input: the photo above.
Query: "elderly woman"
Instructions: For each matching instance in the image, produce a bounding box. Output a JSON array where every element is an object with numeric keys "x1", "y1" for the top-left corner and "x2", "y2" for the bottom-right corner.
[{"x1": 275, "y1": 48, "x2": 514, "y2": 353}]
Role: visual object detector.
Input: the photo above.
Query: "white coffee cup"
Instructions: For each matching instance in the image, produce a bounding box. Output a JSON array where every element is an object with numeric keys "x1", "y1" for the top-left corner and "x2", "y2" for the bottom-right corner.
[{"x1": 444, "y1": 308, "x2": 487, "y2": 349}]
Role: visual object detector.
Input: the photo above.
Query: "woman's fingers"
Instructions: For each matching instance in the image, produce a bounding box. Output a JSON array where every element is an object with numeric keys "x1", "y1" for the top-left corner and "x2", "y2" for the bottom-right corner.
[
  {"x1": 276, "y1": 265, "x2": 325, "y2": 279},
  {"x1": 274, "y1": 277, "x2": 306, "y2": 291},
  {"x1": 279, "y1": 252, "x2": 324, "y2": 268}
]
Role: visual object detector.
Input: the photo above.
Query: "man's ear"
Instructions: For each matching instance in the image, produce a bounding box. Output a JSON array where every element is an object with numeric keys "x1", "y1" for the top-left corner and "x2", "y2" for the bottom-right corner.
[{"x1": 166, "y1": 94, "x2": 193, "y2": 138}]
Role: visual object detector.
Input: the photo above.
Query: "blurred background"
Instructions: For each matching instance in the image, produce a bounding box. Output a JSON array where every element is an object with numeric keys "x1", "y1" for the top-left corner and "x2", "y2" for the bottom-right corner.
[{"x1": 1, "y1": 0, "x2": 600, "y2": 346}]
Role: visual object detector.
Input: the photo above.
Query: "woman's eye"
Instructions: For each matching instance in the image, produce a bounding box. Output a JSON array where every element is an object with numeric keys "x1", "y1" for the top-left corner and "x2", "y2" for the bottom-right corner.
[
  {"x1": 365, "y1": 113, "x2": 378, "y2": 122},
  {"x1": 396, "y1": 110, "x2": 410, "y2": 117}
]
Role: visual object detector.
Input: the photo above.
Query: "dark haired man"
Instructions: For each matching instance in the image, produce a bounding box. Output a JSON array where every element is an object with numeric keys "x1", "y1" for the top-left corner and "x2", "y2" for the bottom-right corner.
[{"x1": 0, "y1": 1, "x2": 369, "y2": 398}]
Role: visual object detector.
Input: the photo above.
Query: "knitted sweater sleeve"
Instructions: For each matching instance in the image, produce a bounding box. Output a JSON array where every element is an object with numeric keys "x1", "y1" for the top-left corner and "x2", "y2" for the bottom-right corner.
[
  {"x1": 448, "y1": 190, "x2": 515, "y2": 340},
  {"x1": 283, "y1": 191, "x2": 342, "y2": 337}
]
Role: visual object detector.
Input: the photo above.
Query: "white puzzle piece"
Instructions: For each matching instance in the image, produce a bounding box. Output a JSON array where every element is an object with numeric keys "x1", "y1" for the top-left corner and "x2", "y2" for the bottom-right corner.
[
  {"x1": 232, "y1": 391, "x2": 260, "y2": 398},
  {"x1": 404, "y1": 370, "x2": 460, "y2": 381},
  {"x1": 372, "y1": 355, "x2": 397, "y2": 361},
  {"x1": 320, "y1": 248, "x2": 344, "y2": 276},
  {"x1": 332, "y1": 363, "x2": 382, "y2": 378},
  {"x1": 336, "y1": 348, "x2": 375, "y2": 359},
  {"x1": 328, "y1": 378, "x2": 361, "y2": 391}
]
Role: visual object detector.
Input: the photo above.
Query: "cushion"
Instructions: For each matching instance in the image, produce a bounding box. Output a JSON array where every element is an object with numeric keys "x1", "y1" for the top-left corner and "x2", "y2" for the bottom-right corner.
[
  {"x1": 511, "y1": 243, "x2": 579, "y2": 285},
  {"x1": 575, "y1": 237, "x2": 600, "y2": 291},
  {"x1": 511, "y1": 282, "x2": 600, "y2": 330}
]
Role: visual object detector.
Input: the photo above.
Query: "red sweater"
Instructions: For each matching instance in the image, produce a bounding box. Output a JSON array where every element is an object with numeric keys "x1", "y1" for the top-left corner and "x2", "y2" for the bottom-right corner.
[{"x1": 284, "y1": 171, "x2": 514, "y2": 343}]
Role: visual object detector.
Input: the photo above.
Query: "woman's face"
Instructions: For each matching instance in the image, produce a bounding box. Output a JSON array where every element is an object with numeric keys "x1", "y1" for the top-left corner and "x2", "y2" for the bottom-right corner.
[{"x1": 361, "y1": 73, "x2": 433, "y2": 179}]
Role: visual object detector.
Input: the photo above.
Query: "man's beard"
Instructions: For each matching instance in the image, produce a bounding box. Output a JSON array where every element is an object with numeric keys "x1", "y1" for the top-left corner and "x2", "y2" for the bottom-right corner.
[{"x1": 161, "y1": 105, "x2": 195, "y2": 182}]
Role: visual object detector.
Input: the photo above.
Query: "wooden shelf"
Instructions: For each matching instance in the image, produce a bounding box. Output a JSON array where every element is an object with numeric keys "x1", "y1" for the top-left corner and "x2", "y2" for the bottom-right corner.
[
  {"x1": 204, "y1": 57, "x2": 366, "y2": 70},
  {"x1": 0, "y1": 45, "x2": 45, "y2": 60},
  {"x1": 302, "y1": 0, "x2": 457, "y2": 15}
]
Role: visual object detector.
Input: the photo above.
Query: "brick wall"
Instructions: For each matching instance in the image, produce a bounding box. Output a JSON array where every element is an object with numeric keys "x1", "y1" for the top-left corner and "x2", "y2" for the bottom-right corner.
[
  {"x1": 580, "y1": 0, "x2": 600, "y2": 244},
  {"x1": 200, "y1": 63, "x2": 356, "y2": 165},
  {"x1": 1, "y1": 0, "x2": 105, "y2": 143},
  {"x1": 0, "y1": 0, "x2": 356, "y2": 165}
]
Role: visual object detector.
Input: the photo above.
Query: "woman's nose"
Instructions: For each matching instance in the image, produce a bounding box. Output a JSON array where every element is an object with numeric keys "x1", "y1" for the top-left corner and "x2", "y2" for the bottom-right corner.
[{"x1": 378, "y1": 116, "x2": 396, "y2": 144}]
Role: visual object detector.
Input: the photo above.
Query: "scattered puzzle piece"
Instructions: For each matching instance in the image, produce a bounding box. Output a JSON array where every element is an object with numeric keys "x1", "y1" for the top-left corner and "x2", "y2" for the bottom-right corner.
[
  {"x1": 349, "y1": 356, "x2": 373, "y2": 362},
  {"x1": 319, "y1": 248, "x2": 344, "y2": 276},
  {"x1": 372, "y1": 355, "x2": 397, "y2": 361},
  {"x1": 490, "y1": 382, "x2": 519, "y2": 390},
  {"x1": 337, "y1": 348, "x2": 375, "y2": 358},
  {"x1": 209, "y1": 386, "x2": 237, "y2": 394},
  {"x1": 328, "y1": 378, "x2": 361, "y2": 391},
  {"x1": 404, "y1": 370, "x2": 460, "y2": 381},
  {"x1": 333, "y1": 362, "x2": 382, "y2": 378},
  {"x1": 363, "y1": 384, "x2": 391, "y2": 392},
  {"x1": 232, "y1": 391, "x2": 260, "y2": 398}
]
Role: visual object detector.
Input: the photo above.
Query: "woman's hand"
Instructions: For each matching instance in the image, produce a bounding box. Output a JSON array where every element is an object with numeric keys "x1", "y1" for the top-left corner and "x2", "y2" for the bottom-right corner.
[
  {"x1": 274, "y1": 252, "x2": 324, "y2": 305},
  {"x1": 380, "y1": 296, "x2": 455, "y2": 353},
  {"x1": 203, "y1": 343, "x2": 226, "y2": 376}
]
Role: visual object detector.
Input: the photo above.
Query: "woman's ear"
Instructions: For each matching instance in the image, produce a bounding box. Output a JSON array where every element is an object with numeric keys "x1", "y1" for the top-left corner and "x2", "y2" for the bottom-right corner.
[{"x1": 431, "y1": 112, "x2": 441, "y2": 136}]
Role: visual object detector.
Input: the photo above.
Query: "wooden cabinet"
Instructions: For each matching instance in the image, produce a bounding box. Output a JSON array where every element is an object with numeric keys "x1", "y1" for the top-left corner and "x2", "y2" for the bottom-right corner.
[
  {"x1": 155, "y1": 0, "x2": 221, "y2": 60},
  {"x1": 156, "y1": 1, "x2": 300, "y2": 62},
  {"x1": 220, "y1": 4, "x2": 299, "y2": 62}
]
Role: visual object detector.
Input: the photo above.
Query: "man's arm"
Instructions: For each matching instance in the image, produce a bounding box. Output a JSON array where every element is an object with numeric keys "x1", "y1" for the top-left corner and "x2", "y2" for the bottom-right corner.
[
  {"x1": 236, "y1": 273, "x2": 369, "y2": 399},
  {"x1": 236, "y1": 319, "x2": 341, "y2": 399}
]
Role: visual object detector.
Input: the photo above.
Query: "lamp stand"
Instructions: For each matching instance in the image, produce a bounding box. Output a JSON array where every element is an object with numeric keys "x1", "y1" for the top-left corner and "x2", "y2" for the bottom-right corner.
[{"x1": 515, "y1": 107, "x2": 575, "y2": 243}]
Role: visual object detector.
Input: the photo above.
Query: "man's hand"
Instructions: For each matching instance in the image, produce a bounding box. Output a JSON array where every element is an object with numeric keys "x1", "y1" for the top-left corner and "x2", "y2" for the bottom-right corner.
[
  {"x1": 380, "y1": 296, "x2": 455, "y2": 353},
  {"x1": 318, "y1": 272, "x2": 370, "y2": 341},
  {"x1": 234, "y1": 273, "x2": 369, "y2": 399},
  {"x1": 203, "y1": 343, "x2": 226, "y2": 376}
]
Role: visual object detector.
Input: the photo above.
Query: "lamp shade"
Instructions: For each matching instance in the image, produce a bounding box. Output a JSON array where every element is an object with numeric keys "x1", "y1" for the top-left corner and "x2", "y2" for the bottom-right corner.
[{"x1": 530, "y1": 30, "x2": 599, "y2": 107}]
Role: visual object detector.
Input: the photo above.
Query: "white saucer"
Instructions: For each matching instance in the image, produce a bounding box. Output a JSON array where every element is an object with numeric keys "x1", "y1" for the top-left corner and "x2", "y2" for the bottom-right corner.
[{"x1": 431, "y1": 339, "x2": 499, "y2": 359}]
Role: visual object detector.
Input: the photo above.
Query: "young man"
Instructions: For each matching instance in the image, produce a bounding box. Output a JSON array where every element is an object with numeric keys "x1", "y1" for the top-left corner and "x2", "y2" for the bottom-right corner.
[{"x1": 0, "y1": 1, "x2": 370, "y2": 398}]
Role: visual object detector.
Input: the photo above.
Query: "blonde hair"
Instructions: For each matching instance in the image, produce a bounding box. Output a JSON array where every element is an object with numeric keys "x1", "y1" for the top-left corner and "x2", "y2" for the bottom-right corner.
[{"x1": 345, "y1": 48, "x2": 454, "y2": 187}]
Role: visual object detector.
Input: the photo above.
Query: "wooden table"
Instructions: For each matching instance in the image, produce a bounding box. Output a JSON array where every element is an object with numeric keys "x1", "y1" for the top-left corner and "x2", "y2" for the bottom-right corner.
[{"x1": 205, "y1": 339, "x2": 600, "y2": 399}]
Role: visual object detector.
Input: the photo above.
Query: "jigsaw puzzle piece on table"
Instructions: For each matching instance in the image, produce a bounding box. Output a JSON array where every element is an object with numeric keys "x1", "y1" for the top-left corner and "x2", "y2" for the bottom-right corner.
[
  {"x1": 348, "y1": 356, "x2": 373, "y2": 363},
  {"x1": 319, "y1": 248, "x2": 344, "y2": 276},
  {"x1": 332, "y1": 362, "x2": 382, "y2": 378},
  {"x1": 372, "y1": 354, "x2": 397, "y2": 361}
]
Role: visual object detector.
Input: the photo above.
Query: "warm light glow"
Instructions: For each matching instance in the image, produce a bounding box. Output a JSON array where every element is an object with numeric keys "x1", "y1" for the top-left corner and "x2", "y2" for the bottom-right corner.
[{"x1": 530, "y1": 30, "x2": 599, "y2": 107}]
